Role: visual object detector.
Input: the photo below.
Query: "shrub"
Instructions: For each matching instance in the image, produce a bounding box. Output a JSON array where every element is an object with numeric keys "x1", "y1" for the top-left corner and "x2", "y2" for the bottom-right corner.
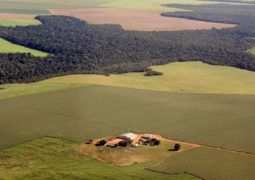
[
  {"x1": 174, "y1": 143, "x2": 181, "y2": 151},
  {"x1": 118, "y1": 140, "x2": 128, "y2": 147},
  {"x1": 149, "y1": 139, "x2": 161, "y2": 146},
  {"x1": 95, "y1": 139, "x2": 107, "y2": 146},
  {"x1": 144, "y1": 70, "x2": 163, "y2": 76}
]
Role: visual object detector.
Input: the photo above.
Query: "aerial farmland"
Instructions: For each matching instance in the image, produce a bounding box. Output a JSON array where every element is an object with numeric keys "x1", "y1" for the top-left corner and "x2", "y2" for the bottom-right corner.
[{"x1": 0, "y1": 0, "x2": 255, "y2": 179}]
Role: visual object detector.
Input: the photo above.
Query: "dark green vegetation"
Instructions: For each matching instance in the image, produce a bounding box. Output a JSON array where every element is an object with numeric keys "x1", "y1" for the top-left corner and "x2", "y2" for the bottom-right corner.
[
  {"x1": 0, "y1": 12, "x2": 255, "y2": 83},
  {"x1": 151, "y1": 147, "x2": 255, "y2": 180},
  {"x1": 0, "y1": 85, "x2": 254, "y2": 154},
  {"x1": 0, "y1": 136, "x2": 195, "y2": 179},
  {"x1": 163, "y1": 4, "x2": 255, "y2": 29},
  {"x1": 208, "y1": 0, "x2": 255, "y2": 4},
  {"x1": 144, "y1": 69, "x2": 163, "y2": 76}
]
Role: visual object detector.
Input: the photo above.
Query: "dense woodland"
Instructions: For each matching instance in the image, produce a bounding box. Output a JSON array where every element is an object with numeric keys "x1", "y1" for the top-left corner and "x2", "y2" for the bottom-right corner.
[{"x1": 0, "y1": 3, "x2": 255, "y2": 83}]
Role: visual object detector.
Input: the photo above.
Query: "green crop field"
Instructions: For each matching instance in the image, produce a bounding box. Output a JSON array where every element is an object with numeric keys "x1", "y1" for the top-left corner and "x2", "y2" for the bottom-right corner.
[
  {"x1": 0, "y1": 82, "x2": 85, "y2": 100},
  {"x1": 1, "y1": 62, "x2": 255, "y2": 100},
  {"x1": 0, "y1": 137, "x2": 196, "y2": 179},
  {"x1": 0, "y1": 85, "x2": 254, "y2": 179},
  {"x1": 0, "y1": 18, "x2": 41, "y2": 26},
  {"x1": 151, "y1": 147, "x2": 255, "y2": 180},
  {"x1": 41, "y1": 61, "x2": 255, "y2": 95},
  {"x1": 0, "y1": 38, "x2": 48, "y2": 57},
  {"x1": 0, "y1": 85, "x2": 254, "y2": 154}
]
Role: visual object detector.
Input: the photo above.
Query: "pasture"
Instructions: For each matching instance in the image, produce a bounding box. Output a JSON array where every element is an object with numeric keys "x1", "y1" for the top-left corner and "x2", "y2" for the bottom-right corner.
[
  {"x1": 0, "y1": 18, "x2": 40, "y2": 26},
  {"x1": 0, "y1": 0, "x2": 110, "y2": 14},
  {"x1": 0, "y1": 137, "x2": 195, "y2": 179},
  {"x1": 42, "y1": 62, "x2": 255, "y2": 95},
  {"x1": 1, "y1": 61, "x2": 255, "y2": 100},
  {"x1": 0, "y1": 85, "x2": 254, "y2": 154},
  {"x1": 0, "y1": 38, "x2": 48, "y2": 57},
  {"x1": 1, "y1": 61, "x2": 255, "y2": 101},
  {"x1": 151, "y1": 147, "x2": 255, "y2": 180}
]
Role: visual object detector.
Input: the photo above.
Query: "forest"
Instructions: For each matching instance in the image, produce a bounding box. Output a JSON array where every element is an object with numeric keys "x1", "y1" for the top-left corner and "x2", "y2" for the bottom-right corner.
[{"x1": 1, "y1": 3, "x2": 255, "y2": 83}]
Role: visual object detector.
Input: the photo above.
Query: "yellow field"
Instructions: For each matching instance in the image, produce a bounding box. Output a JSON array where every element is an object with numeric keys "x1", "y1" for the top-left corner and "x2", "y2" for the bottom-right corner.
[{"x1": 42, "y1": 61, "x2": 255, "y2": 95}]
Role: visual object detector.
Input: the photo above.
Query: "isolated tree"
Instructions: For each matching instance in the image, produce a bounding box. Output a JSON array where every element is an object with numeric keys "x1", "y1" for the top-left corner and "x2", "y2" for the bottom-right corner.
[{"x1": 174, "y1": 143, "x2": 181, "y2": 151}]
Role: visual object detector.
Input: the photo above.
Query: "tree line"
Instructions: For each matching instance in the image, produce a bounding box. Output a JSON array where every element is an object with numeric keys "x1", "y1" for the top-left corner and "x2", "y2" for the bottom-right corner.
[{"x1": 0, "y1": 12, "x2": 255, "y2": 83}]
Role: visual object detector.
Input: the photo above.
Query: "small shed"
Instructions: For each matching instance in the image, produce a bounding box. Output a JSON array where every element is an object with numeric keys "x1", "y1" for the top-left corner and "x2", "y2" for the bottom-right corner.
[{"x1": 118, "y1": 132, "x2": 137, "y2": 141}]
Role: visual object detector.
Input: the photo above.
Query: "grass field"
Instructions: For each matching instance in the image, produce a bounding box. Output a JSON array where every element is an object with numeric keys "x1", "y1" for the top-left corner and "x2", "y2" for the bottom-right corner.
[
  {"x1": 0, "y1": 85, "x2": 254, "y2": 179},
  {"x1": 0, "y1": 85, "x2": 254, "y2": 154},
  {"x1": 0, "y1": 0, "x2": 110, "y2": 14},
  {"x1": 0, "y1": 9, "x2": 49, "y2": 14},
  {"x1": 0, "y1": 18, "x2": 41, "y2": 26},
  {"x1": 248, "y1": 47, "x2": 255, "y2": 55},
  {"x1": 42, "y1": 61, "x2": 255, "y2": 95},
  {"x1": 151, "y1": 147, "x2": 255, "y2": 180},
  {"x1": 0, "y1": 82, "x2": 84, "y2": 100},
  {"x1": 0, "y1": 137, "x2": 196, "y2": 179},
  {"x1": 0, "y1": 38, "x2": 48, "y2": 57},
  {"x1": 1, "y1": 61, "x2": 255, "y2": 101}
]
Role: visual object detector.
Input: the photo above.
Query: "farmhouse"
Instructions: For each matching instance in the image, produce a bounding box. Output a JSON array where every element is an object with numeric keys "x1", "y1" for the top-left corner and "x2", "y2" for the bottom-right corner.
[
  {"x1": 117, "y1": 132, "x2": 138, "y2": 141},
  {"x1": 94, "y1": 132, "x2": 161, "y2": 148}
]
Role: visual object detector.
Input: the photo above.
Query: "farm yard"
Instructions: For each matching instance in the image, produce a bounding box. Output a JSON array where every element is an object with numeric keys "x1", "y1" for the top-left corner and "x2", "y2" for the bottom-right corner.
[{"x1": 76, "y1": 133, "x2": 195, "y2": 166}]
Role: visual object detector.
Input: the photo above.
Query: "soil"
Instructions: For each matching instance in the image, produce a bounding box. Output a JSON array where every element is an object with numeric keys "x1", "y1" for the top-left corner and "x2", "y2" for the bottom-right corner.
[{"x1": 50, "y1": 8, "x2": 236, "y2": 31}]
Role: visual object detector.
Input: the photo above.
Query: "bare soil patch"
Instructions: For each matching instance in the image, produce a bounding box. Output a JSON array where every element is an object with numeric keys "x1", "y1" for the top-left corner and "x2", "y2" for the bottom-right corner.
[
  {"x1": 75, "y1": 134, "x2": 198, "y2": 166},
  {"x1": 50, "y1": 8, "x2": 236, "y2": 31}
]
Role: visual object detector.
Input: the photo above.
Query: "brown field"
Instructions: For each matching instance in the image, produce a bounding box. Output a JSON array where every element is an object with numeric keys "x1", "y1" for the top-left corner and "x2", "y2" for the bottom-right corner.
[
  {"x1": 50, "y1": 8, "x2": 236, "y2": 31},
  {"x1": 0, "y1": 13, "x2": 35, "y2": 20}
]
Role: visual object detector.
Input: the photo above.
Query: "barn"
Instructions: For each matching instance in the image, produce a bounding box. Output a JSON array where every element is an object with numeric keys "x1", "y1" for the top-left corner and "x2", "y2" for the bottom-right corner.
[{"x1": 117, "y1": 132, "x2": 137, "y2": 141}]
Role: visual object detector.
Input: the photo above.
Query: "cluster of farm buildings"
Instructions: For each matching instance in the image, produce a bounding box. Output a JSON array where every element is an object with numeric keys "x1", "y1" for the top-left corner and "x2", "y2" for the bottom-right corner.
[{"x1": 88, "y1": 132, "x2": 161, "y2": 148}]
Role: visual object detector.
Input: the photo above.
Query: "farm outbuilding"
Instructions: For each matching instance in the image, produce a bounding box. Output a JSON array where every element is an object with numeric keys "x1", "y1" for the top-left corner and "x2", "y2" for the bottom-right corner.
[{"x1": 118, "y1": 132, "x2": 137, "y2": 141}]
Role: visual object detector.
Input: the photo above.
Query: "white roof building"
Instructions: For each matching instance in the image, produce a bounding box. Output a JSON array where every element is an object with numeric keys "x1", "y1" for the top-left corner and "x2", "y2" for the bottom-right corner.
[{"x1": 118, "y1": 132, "x2": 137, "y2": 141}]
